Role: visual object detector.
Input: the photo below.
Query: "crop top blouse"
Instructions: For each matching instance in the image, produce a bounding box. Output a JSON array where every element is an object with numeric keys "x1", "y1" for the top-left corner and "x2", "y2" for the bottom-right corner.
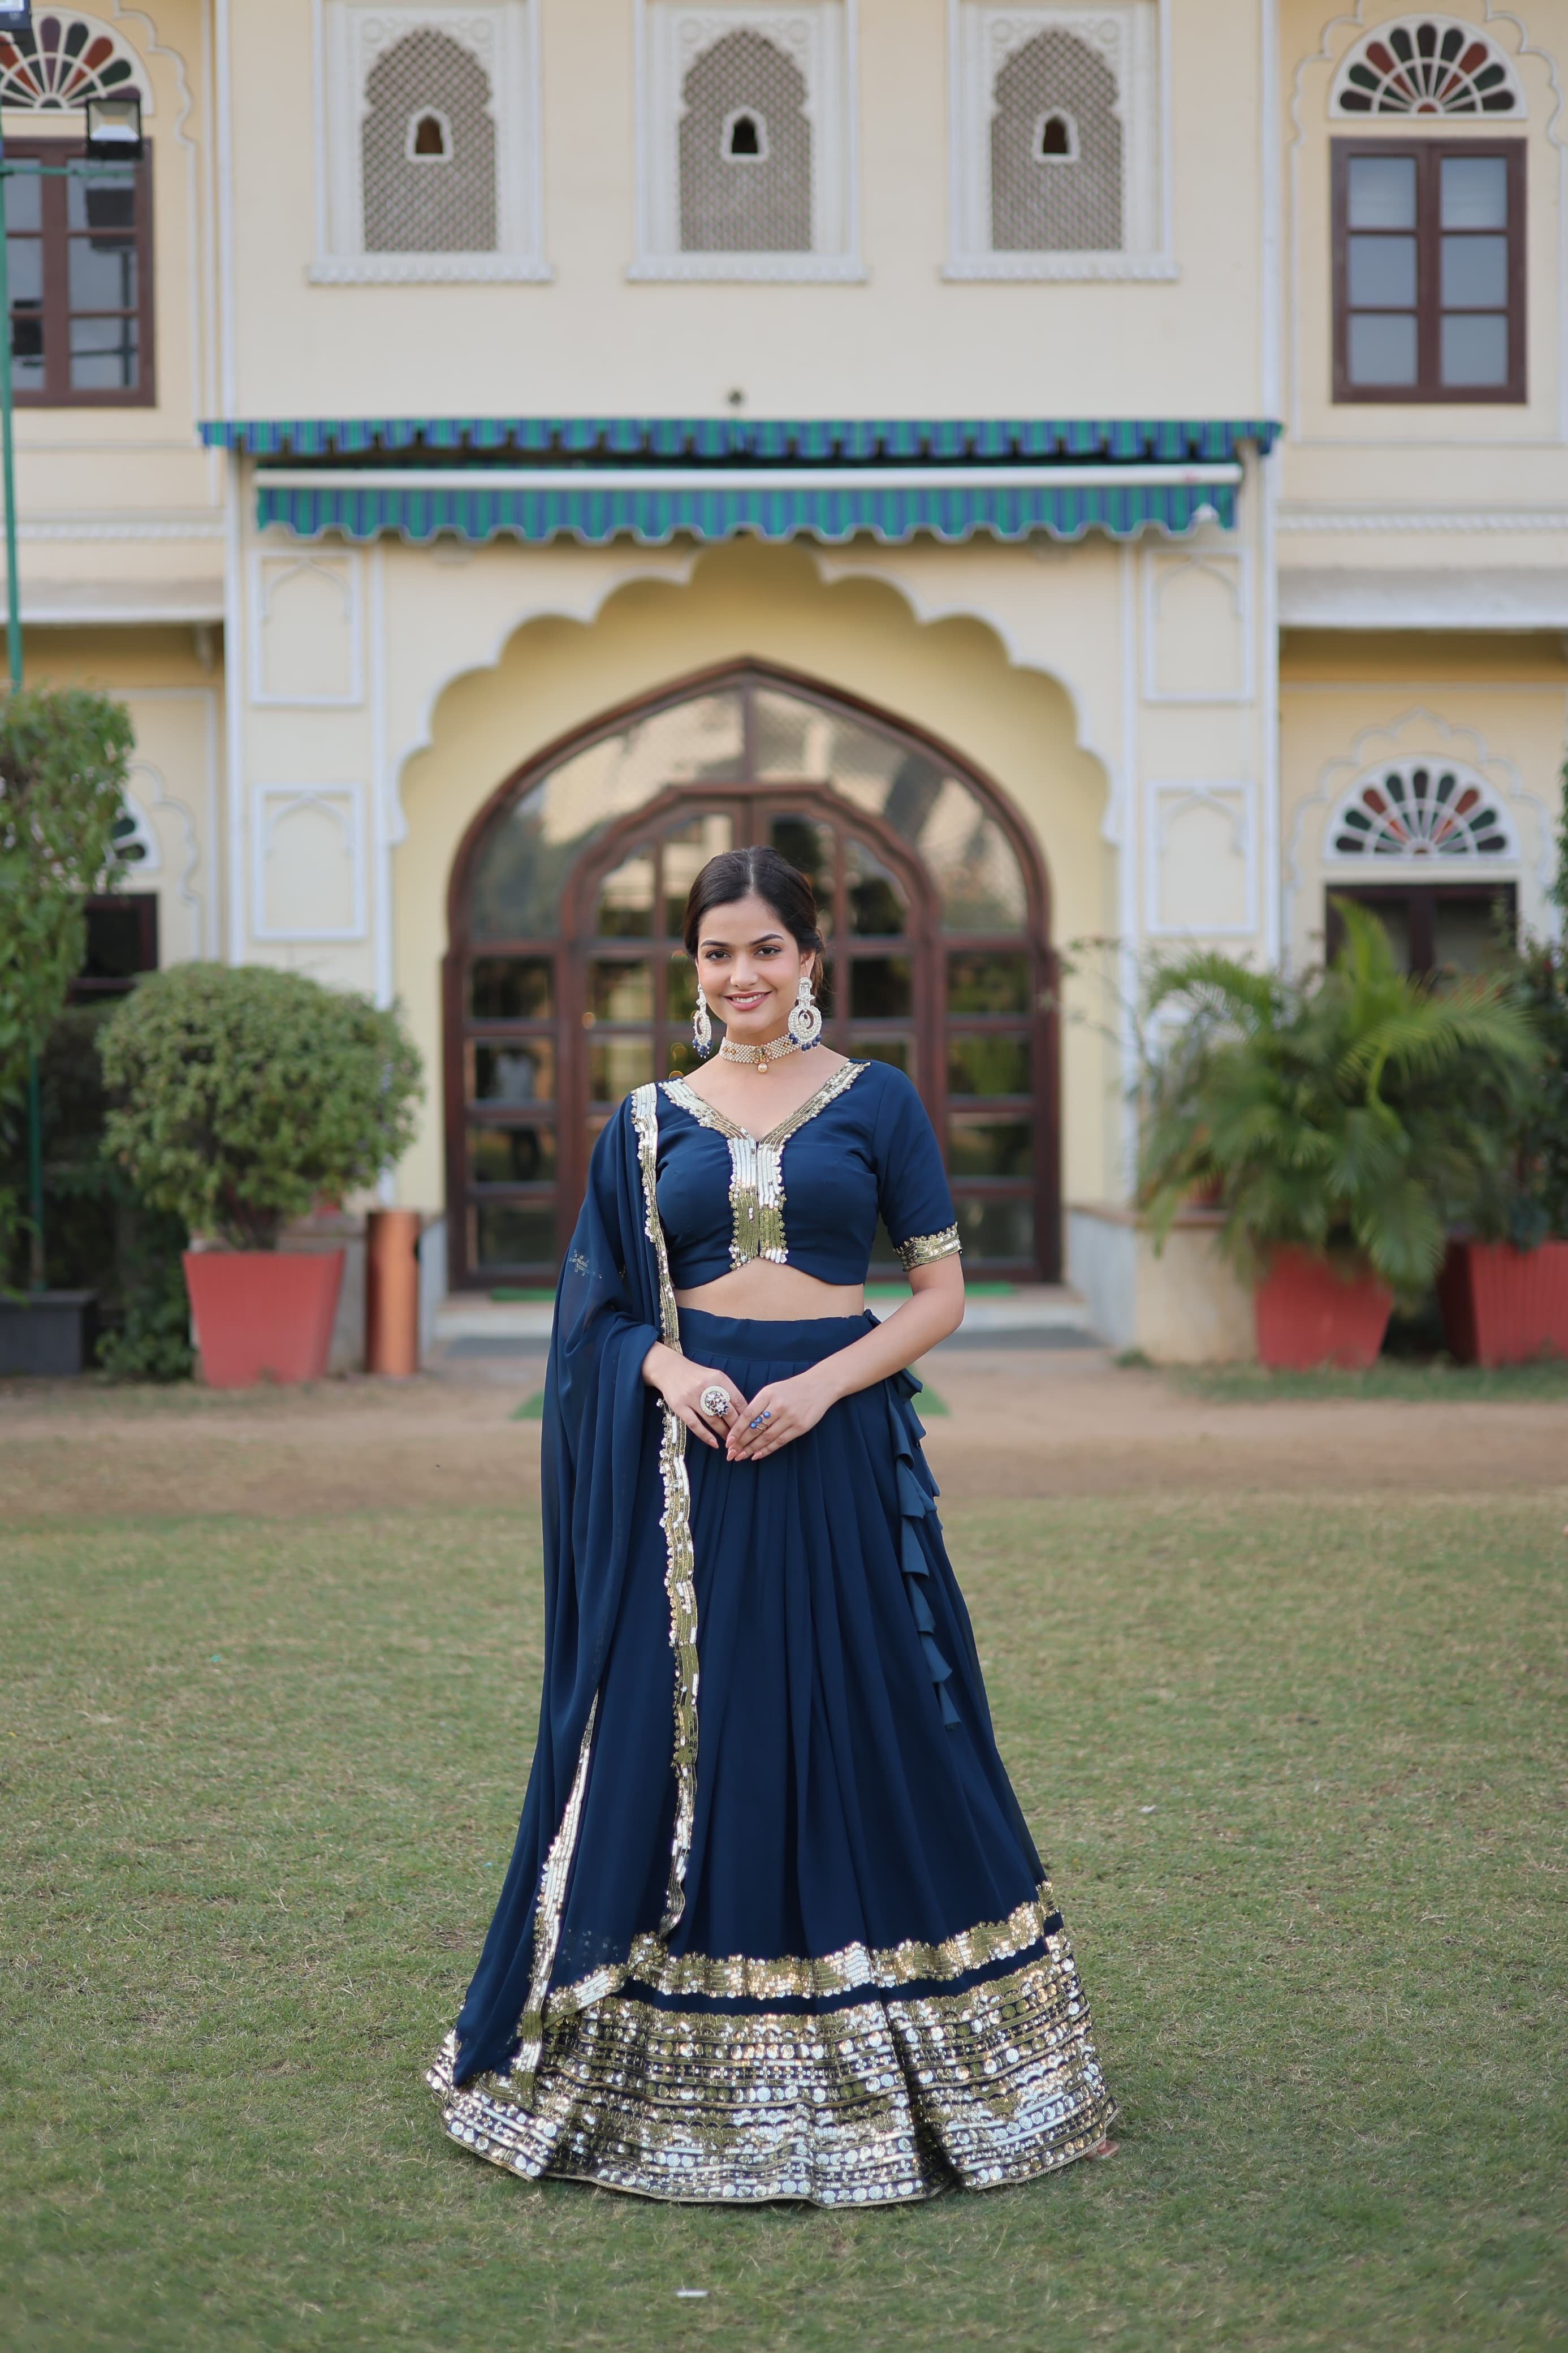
[{"x1": 652, "y1": 1057, "x2": 962, "y2": 1291}]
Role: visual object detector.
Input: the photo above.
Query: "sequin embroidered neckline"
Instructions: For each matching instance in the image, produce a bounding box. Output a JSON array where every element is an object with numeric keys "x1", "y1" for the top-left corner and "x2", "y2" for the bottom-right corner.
[
  {"x1": 660, "y1": 1062, "x2": 866, "y2": 1270},
  {"x1": 662, "y1": 1062, "x2": 863, "y2": 1149}
]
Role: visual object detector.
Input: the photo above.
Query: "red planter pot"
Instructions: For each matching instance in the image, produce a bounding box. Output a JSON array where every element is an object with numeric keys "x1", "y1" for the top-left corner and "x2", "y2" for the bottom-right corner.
[
  {"x1": 1253, "y1": 1246, "x2": 1393, "y2": 1371},
  {"x1": 1437, "y1": 1239, "x2": 1568, "y2": 1367},
  {"x1": 183, "y1": 1249, "x2": 344, "y2": 1389}
]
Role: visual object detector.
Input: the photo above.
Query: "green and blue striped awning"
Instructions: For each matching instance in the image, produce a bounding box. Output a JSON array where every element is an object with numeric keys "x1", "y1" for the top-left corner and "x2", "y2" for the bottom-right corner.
[{"x1": 200, "y1": 417, "x2": 1279, "y2": 546}]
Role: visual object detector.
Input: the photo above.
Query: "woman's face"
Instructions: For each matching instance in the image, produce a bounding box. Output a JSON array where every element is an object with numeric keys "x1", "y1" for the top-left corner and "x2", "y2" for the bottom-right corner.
[{"x1": 694, "y1": 893, "x2": 810, "y2": 1042}]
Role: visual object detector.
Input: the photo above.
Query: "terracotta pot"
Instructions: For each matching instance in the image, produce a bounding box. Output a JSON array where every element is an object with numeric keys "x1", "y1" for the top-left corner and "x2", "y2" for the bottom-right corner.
[
  {"x1": 1437, "y1": 1238, "x2": 1568, "y2": 1367},
  {"x1": 1253, "y1": 1246, "x2": 1393, "y2": 1371},
  {"x1": 183, "y1": 1249, "x2": 344, "y2": 1388}
]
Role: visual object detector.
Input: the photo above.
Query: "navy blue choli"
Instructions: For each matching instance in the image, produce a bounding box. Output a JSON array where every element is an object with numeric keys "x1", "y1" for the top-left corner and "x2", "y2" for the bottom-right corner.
[{"x1": 428, "y1": 1059, "x2": 1115, "y2": 2205}]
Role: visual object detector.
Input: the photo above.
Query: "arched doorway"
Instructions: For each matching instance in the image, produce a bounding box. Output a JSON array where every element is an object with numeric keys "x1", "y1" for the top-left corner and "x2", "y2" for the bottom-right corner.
[{"x1": 444, "y1": 662, "x2": 1059, "y2": 1288}]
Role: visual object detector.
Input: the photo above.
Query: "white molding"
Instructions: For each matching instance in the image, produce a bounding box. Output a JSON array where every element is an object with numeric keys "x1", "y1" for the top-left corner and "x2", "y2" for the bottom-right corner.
[
  {"x1": 1144, "y1": 777, "x2": 1260, "y2": 938},
  {"x1": 1116, "y1": 538, "x2": 1138, "y2": 1192},
  {"x1": 16, "y1": 512, "x2": 224, "y2": 540},
  {"x1": 250, "y1": 781, "x2": 370, "y2": 943},
  {"x1": 215, "y1": 0, "x2": 236, "y2": 417},
  {"x1": 308, "y1": 251, "x2": 551, "y2": 281},
  {"x1": 248, "y1": 548, "x2": 366, "y2": 708},
  {"x1": 941, "y1": 251, "x2": 1176, "y2": 279},
  {"x1": 1277, "y1": 506, "x2": 1568, "y2": 531},
  {"x1": 223, "y1": 454, "x2": 246, "y2": 960},
  {"x1": 633, "y1": 0, "x2": 860, "y2": 278},
  {"x1": 1260, "y1": 0, "x2": 1281, "y2": 419},
  {"x1": 1140, "y1": 542, "x2": 1255, "y2": 704},
  {"x1": 945, "y1": 0, "x2": 1170, "y2": 278},
  {"x1": 315, "y1": 0, "x2": 546, "y2": 277},
  {"x1": 370, "y1": 542, "x2": 396, "y2": 1007},
  {"x1": 1259, "y1": 447, "x2": 1282, "y2": 962},
  {"x1": 1279, "y1": 563, "x2": 1568, "y2": 627}
]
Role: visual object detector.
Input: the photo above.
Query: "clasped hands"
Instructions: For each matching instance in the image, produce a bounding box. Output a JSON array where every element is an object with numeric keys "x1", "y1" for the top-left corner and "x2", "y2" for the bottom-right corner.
[{"x1": 641, "y1": 1341, "x2": 835, "y2": 1463}]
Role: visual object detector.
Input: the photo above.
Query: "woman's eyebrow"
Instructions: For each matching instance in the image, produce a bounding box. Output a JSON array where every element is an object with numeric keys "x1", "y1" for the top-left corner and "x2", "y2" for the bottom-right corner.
[{"x1": 699, "y1": 930, "x2": 787, "y2": 949}]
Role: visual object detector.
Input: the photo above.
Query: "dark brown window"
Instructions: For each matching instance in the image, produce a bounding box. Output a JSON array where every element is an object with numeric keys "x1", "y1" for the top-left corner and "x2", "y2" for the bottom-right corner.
[
  {"x1": 68, "y1": 893, "x2": 158, "y2": 1001},
  {"x1": 4, "y1": 137, "x2": 154, "y2": 406},
  {"x1": 1325, "y1": 882, "x2": 1515, "y2": 976},
  {"x1": 1332, "y1": 139, "x2": 1524, "y2": 402}
]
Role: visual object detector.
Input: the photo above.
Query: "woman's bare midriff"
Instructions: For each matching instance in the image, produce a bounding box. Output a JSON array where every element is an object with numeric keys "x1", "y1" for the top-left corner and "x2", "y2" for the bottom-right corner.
[{"x1": 673, "y1": 1261, "x2": 865, "y2": 1319}]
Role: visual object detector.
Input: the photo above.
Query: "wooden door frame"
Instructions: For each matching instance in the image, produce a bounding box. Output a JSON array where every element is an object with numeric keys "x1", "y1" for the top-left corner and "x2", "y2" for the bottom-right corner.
[{"x1": 444, "y1": 659, "x2": 1061, "y2": 1287}]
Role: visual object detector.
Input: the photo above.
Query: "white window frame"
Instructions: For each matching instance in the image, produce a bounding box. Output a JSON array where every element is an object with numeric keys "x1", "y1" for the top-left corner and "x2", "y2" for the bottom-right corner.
[
  {"x1": 630, "y1": 0, "x2": 863, "y2": 281},
  {"x1": 945, "y1": 0, "x2": 1173, "y2": 279},
  {"x1": 311, "y1": 0, "x2": 548, "y2": 283}
]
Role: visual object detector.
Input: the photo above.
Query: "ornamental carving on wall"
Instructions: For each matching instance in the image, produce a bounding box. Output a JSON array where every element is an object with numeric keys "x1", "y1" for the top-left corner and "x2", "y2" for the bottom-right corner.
[{"x1": 1329, "y1": 18, "x2": 1524, "y2": 115}]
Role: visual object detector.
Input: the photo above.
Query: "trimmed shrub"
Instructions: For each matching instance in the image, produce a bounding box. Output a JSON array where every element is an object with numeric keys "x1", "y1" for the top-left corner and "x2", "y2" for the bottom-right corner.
[{"x1": 100, "y1": 964, "x2": 422, "y2": 1251}]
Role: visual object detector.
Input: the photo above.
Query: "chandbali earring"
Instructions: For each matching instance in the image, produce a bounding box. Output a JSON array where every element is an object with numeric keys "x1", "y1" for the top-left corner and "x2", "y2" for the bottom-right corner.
[
  {"x1": 787, "y1": 971, "x2": 823, "y2": 1049},
  {"x1": 692, "y1": 990, "x2": 714, "y2": 1059}
]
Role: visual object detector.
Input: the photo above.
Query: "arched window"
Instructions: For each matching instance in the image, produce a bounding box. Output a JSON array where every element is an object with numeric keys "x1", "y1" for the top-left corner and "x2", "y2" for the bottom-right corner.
[
  {"x1": 361, "y1": 28, "x2": 496, "y2": 253},
  {"x1": 680, "y1": 31, "x2": 811, "y2": 251},
  {"x1": 0, "y1": 11, "x2": 146, "y2": 109},
  {"x1": 1326, "y1": 761, "x2": 1518, "y2": 858},
  {"x1": 1035, "y1": 110, "x2": 1078, "y2": 162},
  {"x1": 1331, "y1": 19, "x2": 1524, "y2": 115},
  {"x1": 991, "y1": 31, "x2": 1122, "y2": 252},
  {"x1": 407, "y1": 109, "x2": 452, "y2": 161},
  {"x1": 446, "y1": 667, "x2": 1057, "y2": 1287},
  {"x1": 722, "y1": 107, "x2": 767, "y2": 161}
]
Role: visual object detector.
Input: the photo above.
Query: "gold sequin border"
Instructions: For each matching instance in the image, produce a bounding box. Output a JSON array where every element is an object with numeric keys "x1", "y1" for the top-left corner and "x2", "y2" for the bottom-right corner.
[
  {"x1": 548, "y1": 1881, "x2": 1064, "y2": 2018},
  {"x1": 508, "y1": 1693, "x2": 598, "y2": 2087},
  {"x1": 897, "y1": 1224, "x2": 962, "y2": 1271},
  {"x1": 662, "y1": 1063, "x2": 865, "y2": 1272},
  {"x1": 630, "y1": 1081, "x2": 701, "y2": 1939},
  {"x1": 429, "y1": 1933, "x2": 1116, "y2": 2208}
]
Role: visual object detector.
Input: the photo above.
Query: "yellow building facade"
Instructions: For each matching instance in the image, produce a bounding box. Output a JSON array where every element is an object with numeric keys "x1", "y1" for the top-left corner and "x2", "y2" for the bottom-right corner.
[{"x1": 7, "y1": 1, "x2": 1563, "y2": 1320}]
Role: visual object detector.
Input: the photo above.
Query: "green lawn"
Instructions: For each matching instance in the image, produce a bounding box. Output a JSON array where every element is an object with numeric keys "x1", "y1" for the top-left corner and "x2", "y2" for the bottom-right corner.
[
  {"x1": 1170, "y1": 1359, "x2": 1568, "y2": 1404},
  {"x1": 3, "y1": 1486, "x2": 1565, "y2": 2351}
]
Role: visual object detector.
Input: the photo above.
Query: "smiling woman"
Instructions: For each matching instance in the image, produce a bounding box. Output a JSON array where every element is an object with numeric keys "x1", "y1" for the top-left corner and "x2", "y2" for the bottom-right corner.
[{"x1": 427, "y1": 843, "x2": 1117, "y2": 2205}]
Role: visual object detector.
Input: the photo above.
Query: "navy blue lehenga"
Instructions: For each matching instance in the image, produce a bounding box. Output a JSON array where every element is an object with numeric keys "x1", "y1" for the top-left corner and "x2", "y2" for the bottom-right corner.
[{"x1": 428, "y1": 1061, "x2": 1115, "y2": 2204}]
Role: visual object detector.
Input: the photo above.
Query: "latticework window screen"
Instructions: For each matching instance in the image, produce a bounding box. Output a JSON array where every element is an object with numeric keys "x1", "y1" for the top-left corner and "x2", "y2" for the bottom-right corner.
[
  {"x1": 990, "y1": 31, "x2": 1122, "y2": 251},
  {"x1": 361, "y1": 28, "x2": 498, "y2": 252},
  {"x1": 679, "y1": 31, "x2": 811, "y2": 251}
]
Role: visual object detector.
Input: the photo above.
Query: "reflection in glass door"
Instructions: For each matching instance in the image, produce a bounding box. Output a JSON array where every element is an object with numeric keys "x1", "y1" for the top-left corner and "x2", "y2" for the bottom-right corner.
[{"x1": 447, "y1": 668, "x2": 1056, "y2": 1287}]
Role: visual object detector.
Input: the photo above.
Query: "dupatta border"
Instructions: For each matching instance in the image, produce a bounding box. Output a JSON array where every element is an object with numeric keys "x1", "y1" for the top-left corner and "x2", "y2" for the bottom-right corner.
[
  {"x1": 630, "y1": 1080, "x2": 702, "y2": 1938},
  {"x1": 506, "y1": 1691, "x2": 599, "y2": 2088}
]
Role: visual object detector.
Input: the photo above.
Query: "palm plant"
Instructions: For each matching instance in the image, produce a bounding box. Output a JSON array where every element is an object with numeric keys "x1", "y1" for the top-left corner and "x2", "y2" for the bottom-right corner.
[{"x1": 1138, "y1": 902, "x2": 1541, "y2": 1303}]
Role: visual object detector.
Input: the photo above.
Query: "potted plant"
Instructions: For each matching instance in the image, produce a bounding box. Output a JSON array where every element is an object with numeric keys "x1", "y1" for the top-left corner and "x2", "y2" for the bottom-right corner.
[
  {"x1": 1439, "y1": 923, "x2": 1568, "y2": 1365},
  {"x1": 1138, "y1": 903, "x2": 1539, "y2": 1369},
  {"x1": 100, "y1": 964, "x2": 422, "y2": 1387},
  {"x1": 0, "y1": 686, "x2": 135, "y2": 1374}
]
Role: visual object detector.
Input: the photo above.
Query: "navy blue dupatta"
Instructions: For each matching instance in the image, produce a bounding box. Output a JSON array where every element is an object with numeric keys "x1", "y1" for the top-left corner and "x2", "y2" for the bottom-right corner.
[{"x1": 452, "y1": 1088, "x2": 685, "y2": 2091}]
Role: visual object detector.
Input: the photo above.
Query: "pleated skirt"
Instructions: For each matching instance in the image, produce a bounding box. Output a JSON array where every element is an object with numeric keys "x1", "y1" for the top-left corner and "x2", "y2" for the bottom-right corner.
[{"x1": 429, "y1": 1309, "x2": 1116, "y2": 2205}]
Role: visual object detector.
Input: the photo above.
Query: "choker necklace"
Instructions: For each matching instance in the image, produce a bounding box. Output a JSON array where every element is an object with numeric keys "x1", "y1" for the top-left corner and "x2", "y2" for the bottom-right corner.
[{"x1": 718, "y1": 1033, "x2": 801, "y2": 1073}]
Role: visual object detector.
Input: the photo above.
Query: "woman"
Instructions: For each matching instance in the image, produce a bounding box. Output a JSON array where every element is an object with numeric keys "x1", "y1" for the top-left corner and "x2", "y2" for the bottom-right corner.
[{"x1": 429, "y1": 846, "x2": 1116, "y2": 2205}]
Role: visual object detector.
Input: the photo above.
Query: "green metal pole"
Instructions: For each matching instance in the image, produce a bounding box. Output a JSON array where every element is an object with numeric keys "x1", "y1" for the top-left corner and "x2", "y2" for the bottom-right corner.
[{"x1": 0, "y1": 140, "x2": 41, "y2": 1290}]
